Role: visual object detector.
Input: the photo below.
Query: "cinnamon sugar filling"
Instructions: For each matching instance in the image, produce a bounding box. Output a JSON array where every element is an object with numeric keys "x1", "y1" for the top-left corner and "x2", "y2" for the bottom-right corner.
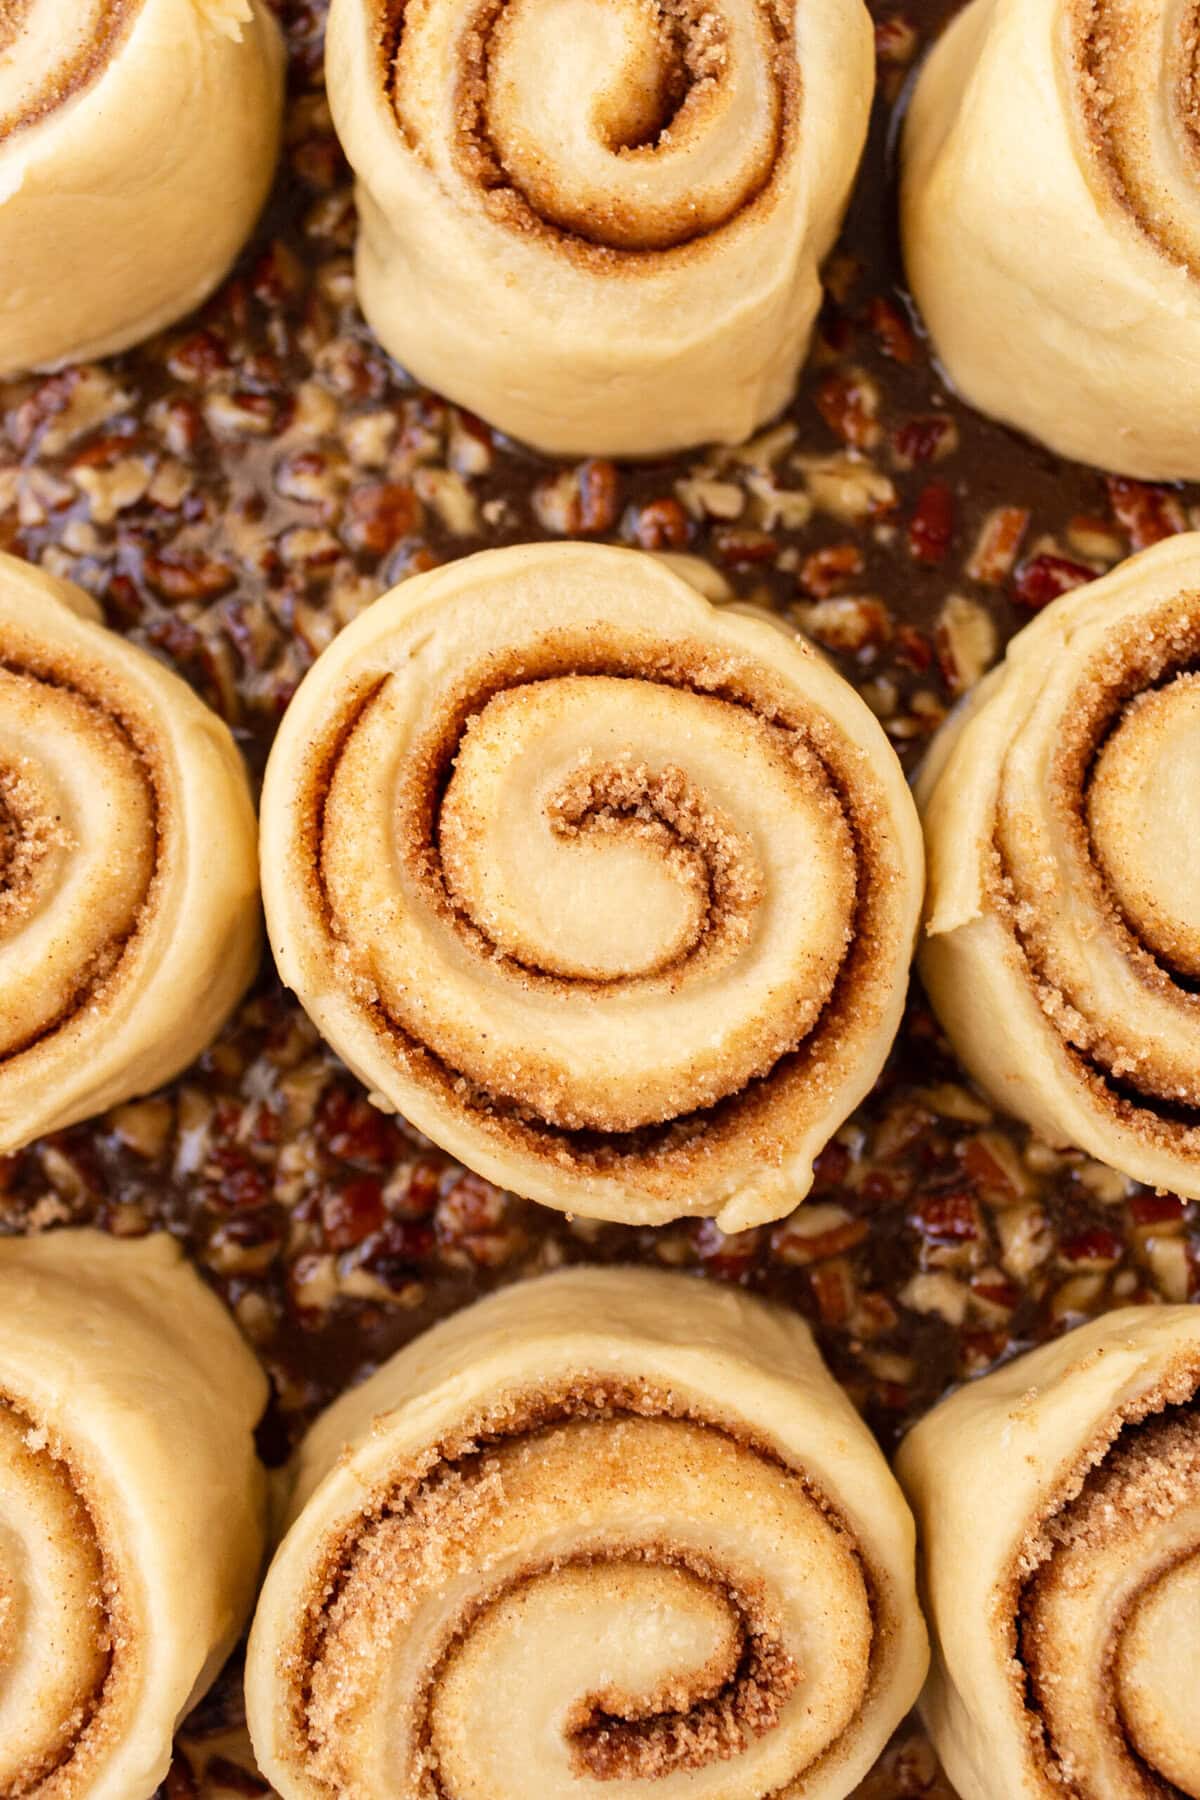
[
  {"x1": 285, "y1": 1379, "x2": 884, "y2": 1796},
  {"x1": 300, "y1": 635, "x2": 897, "y2": 1180},
  {"x1": 376, "y1": 0, "x2": 799, "y2": 265}
]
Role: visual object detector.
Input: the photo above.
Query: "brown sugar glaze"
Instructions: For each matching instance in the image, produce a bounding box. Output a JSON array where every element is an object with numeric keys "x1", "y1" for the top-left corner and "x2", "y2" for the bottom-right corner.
[{"x1": 0, "y1": 1, "x2": 1196, "y2": 1793}]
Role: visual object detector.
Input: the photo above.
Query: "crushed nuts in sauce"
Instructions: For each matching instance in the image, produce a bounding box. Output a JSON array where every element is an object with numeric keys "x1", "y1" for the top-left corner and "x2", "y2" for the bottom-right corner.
[{"x1": 0, "y1": 3, "x2": 1194, "y2": 1794}]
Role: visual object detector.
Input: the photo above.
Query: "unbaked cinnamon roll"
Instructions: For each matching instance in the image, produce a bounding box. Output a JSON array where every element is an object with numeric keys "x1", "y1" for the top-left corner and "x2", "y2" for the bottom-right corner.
[
  {"x1": 0, "y1": 1228, "x2": 267, "y2": 1800},
  {"x1": 260, "y1": 543, "x2": 923, "y2": 1229},
  {"x1": 246, "y1": 1267, "x2": 928, "y2": 1800},
  {"x1": 918, "y1": 533, "x2": 1200, "y2": 1199},
  {"x1": 0, "y1": 0, "x2": 283, "y2": 376},
  {"x1": 325, "y1": 0, "x2": 874, "y2": 456},
  {"x1": 897, "y1": 1305, "x2": 1200, "y2": 1800},
  {"x1": 0, "y1": 553, "x2": 260, "y2": 1150},
  {"x1": 903, "y1": 0, "x2": 1200, "y2": 479}
]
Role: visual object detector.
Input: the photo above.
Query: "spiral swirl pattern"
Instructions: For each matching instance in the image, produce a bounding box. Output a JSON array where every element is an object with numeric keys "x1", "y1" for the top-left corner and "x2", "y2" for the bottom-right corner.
[
  {"x1": 0, "y1": 1229, "x2": 267, "y2": 1800},
  {"x1": 0, "y1": 0, "x2": 283, "y2": 375},
  {"x1": 917, "y1": 534, "x2": 1200, "y2": 1197},
  {"x1": 391, "y1": 0, "x2": 792, "y2": 255},
  {"x1": 325, "y1": 0, "x2": 873, "y2": 453},
  {"x1": 0, "y1": 555, "x2": 259, "y2": 1151},
  {"x1": 0, "y1": 1398, "x2": 111, "y2": 1795},
  {"x1": 902, "y1": 0, "x2": 1200, "y2": 478},
  {"x1": 261, "y1": 544, "x2": 922, "y2": 1229},
  {"x1": 898, "y1": 1306, "x2": 1200, "y2": 1800},
  {"x1": 246, "y1": 1269, "x2": 928, "y2": 1800}
]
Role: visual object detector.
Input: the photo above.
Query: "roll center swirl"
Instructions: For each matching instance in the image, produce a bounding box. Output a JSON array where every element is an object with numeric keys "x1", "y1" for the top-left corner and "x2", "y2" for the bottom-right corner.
[
  {"x1": 388, "y1": 0, "x2": 795, "y2": 251},
  {"x1": 322, "y1": 667, "x2": 858, "y2": 1134},
  {"x1": 1118, "y1": 1540, "x2": 1200, "y2": 1794},
  {"x1": 1088, "y1": 672, "x2": 1200, "y2": 977},
  {"x1": 0, "y1": 760, "x2": 66, "y2": 939},
  {"x1": 991, "y1": 598, "x2": 1200, "y2": 1108}
]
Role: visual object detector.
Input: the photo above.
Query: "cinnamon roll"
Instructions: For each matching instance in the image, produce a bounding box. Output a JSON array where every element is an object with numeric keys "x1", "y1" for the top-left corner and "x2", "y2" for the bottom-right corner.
[
  {"x1": 324, "y1": 0, "x2": 874, "y2": 456},
  {"x1": 0, "y1": 0, "x2": 283, "y2": 376},
  {"x1": 245, "y1": 1267, "x2": 929, "y2": 1800},
  {"x1": 897, "y1": 1304, "x2": 1200, "y2": 1800},
  {"x1": 903, "y1": 0, "x2": 1200, "y2": 479},
  {"x1": 0, "y1": 554, "x2": 260, "y2": 1150},
  {"x1": 260, "y1": 543, "x2": 923, "y2": 1229},
  {"x1": 917, "y1": 533, "x2": 1200, "y2": 1198},
  {"x1": 0, "y1": 1228, "x2": 267, "y2": 1800}
]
